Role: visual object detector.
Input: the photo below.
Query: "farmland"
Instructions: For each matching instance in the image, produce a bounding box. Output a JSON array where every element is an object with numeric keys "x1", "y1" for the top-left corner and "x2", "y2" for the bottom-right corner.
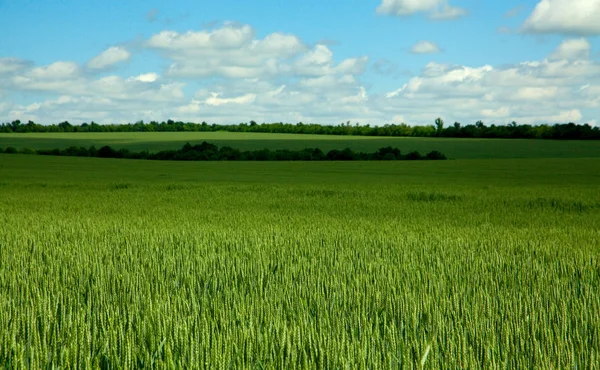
[
  {"x1": 1, "y1": 139, "x2": 600, "y2": 368},
  {"x1": 2, "y1": 131, "x2": 600, "y2": 159}
]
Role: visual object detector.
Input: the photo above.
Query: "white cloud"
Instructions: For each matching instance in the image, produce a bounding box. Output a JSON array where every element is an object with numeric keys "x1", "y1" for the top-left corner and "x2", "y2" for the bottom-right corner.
[
  {"x1": 410, "y1": 41, "x2": 441, "y2": 54},
  {"x1": 0, "y1": 101, "x2": 12, "y2": 115},
  {"x1": 376, "y1": 0, "x2": 467, "y2": 19},
  {"x1": 392, "y1": 115, "x2": 407, "y2": 123},
  {"x1": 267, "y1": 85, "x2": 286, "y2": 97},
  {"x1": 380, "y1": 40, "x2": 600, "y2": 125},
  {"x1": 87, "y1": 46, "x2": 131, "y2": 69},
  {"x1": 386, "y1": 78, "x2": 423, "y2": 97},
  {"x1": 146, "y1": 24, "x2": 367, "y2": 80},
  {"x1": 294, "y1": 45, "x2": 368, "y2": 77},
  {"x1": 3, "y1": 21, "x2": 600, "y2": 126},
  {"x1": 9, "y1": 61, "x2": 177, "y2": 101},
  {"x1": 549, "y1": 38, "x2": 591, "y2": 60},
  {"x1": 549, "y1": 109, "x2": 582, "y2": 122},
  {"x1": 0, "y1": 58, "x2": 31, "y2": 74},
  {"x1": 481, "y1": 107, "x2": 510, "y2": 118},
  {"x1": 89, "y1": 76, "x2": 184, "y2": 102},
  {"x1": 339, "y1": 87, "x2": 368, "y2": 104},
  {"x1": 205, "y1": 92, "x2": 257, "y2": 106},
  {"x1": 255, "y1": 33, "x2": 308, "y2": 58},
  {"x1": 127, "y1": 73, "x2": 159, "y2": 83},
  {"x1": 522, "y1": 0, "x2": 600, "y2": 35},
  {"x1": 6, "y1": 81, "x2": 185, "y2": 123},
  {"x1": 299, "y1": 75, "x2": 357, "y2": 89},
  {"x1": 27, "y1": 61, "x2": 80, "y2": 79},
  {"x1": 297, "y1": 44, "x2": 332, "y2": 66},
  {"x1": 147, "y1": 24, "x2": 256, "y2": 50},
  {"x1": 514, "y1": 87, "x2": 559, "y2": 100},
  {"x1": 173, "y1": 73, "x2": 374, "y2": 123}
]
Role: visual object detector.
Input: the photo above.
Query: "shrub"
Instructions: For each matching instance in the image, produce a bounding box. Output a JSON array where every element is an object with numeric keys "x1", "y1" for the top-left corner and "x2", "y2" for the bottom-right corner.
[
  {"x1": 425, "y1": 150, "x2": 447, "y2": 160},
  {"x1": 98, "y1": 146, "x2": 118, "y2": 158},
  {"x1": 21, "y1": 148, "x2": 36, "y2": 155},
  {"x1": 404, "y1": 151, "x2": 423, "y2": 160}
]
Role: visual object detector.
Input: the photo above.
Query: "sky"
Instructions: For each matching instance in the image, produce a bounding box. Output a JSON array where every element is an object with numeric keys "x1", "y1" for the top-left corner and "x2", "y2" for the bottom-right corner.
[{"x1": 0, "y1": 0, "x2": 599, "y2": 126}]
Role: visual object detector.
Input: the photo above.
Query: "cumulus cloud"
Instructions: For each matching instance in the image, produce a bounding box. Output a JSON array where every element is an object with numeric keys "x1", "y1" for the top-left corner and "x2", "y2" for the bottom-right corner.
[
  {"x1": 549, "y1": 109, "x2": 583, "y2": 122},
  {"x1": 549, "y1": 38, "x2": 591, "y2": 60},
  {"x1": 146, "y1": 24, "x2": 367, "y2": 79},
  {"x1": 87, "y1": 46, "x2": 131, "y2": 69},
  {"x1": 148, "y1": 25, "x2": 300, "y2": 78},
  {"x1": 6, "y1": 76, "x2": 185, "y2": 124},
  {"x1": 513, "y1": 86, "x2": 559, "y2": 100},
  {"x1": 293, "y1": 45, "x2": 368, "y2": 77},
  {"x1": 128, "y1": 73, "x2": 159, "y2": 83},
  {"x1": 147, "y1": 24, "x2": 256, "y2": 51},
  {"x1": 522, "y1": 0, "x2": 600, "y2": 35},
  {"x1": 481, "y1": 106, "x2": 511, "y2": 118},
  {"x1": 205, "y1": 92, "x2": 257, "y2": 106},
  {"x1": 8, "y1": 61, "x2": 182, "y2": 119},
  {"x1": 381, "y1": 40, "x2": 600, "y2": 125},
  {"x1": 3, "y1": 24, "x2": 372, "y2": 124},
  {"x1": 3, "y1": 21, "x2": 600, "y2": 126},
  {"x1": 172, "y1": 73, "x2": 374, "y2": 124},
  {"x1": 376, "y1": 0, "x2": 467, "y2": 19},
  {"x1": 0, "y1": 58, "x2": 31, "y2": 74},
  {"x1": 410, "y1": 41, "x2": 441, "y2": 54},
  {"x1": 26, "y1": 61, "x2": 80, "y2": 79}
]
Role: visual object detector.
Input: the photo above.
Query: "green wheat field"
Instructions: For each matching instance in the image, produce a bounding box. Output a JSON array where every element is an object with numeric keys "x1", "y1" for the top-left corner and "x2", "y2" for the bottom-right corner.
[{"x1": 1, "y1": 133, "x2": 600, "y2": 368}]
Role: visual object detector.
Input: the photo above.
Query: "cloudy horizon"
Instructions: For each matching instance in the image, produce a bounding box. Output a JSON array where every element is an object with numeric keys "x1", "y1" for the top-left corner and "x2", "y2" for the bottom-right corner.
[{"x1": 1, "y1": 0, "x2": 599, "y2": 126}]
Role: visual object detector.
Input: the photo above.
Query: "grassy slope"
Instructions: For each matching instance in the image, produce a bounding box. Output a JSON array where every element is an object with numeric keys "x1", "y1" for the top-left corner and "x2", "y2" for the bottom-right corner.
[
  {"x1": 2, "y1": 132, "x2": 600, "y2": 159},
  {"x1": 1, "y1": 155, "x2": 599, "y2": 367}
]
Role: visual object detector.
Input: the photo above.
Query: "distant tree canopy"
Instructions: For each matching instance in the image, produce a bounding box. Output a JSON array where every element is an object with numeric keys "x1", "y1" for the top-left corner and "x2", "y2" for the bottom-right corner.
[
  {"x1": 0, "y1": 142, "x2": 447, "y2": 161},
  {"x1": 1, "y1": 118, "x2": 599, "y2": 140}
]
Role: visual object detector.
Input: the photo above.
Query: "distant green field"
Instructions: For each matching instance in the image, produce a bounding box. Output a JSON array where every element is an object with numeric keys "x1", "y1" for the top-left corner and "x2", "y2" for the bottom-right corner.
[
  {"x1": 1, "y1": 154, "x2": 599, "y2": 368},
  {"x1": 3, "y1": 154, "x2": 600, "y2": 187},
  {"x1": 2, "y1": 132, "x2": 600, "y2": 159}
]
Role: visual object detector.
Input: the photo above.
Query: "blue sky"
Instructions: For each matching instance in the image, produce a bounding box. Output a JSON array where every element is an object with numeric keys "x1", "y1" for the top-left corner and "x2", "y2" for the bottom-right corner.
[{"x1": 0, "y1": 0, "x2": 599, "y2": 125}]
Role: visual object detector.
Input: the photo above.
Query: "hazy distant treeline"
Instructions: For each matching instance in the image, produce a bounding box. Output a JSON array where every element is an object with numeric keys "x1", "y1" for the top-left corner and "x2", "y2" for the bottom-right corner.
[{"x1": 2, "y1": 118, "x2": 599, "y2": 140}]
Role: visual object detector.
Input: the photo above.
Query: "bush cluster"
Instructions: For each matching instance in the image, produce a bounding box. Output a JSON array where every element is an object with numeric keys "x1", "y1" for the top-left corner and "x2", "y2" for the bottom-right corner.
[{"x1": 0, "y1": 142, "x2": 447, "y2": 161}]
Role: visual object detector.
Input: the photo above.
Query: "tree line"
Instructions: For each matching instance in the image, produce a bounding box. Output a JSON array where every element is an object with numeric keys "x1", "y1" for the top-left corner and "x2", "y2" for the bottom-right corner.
[
  {"x1": 1, "y1": 118, "x2": 599, "y2": 140},
  {"x1": 0, "y1": 142, "x2": 447, "y2": 161}
]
